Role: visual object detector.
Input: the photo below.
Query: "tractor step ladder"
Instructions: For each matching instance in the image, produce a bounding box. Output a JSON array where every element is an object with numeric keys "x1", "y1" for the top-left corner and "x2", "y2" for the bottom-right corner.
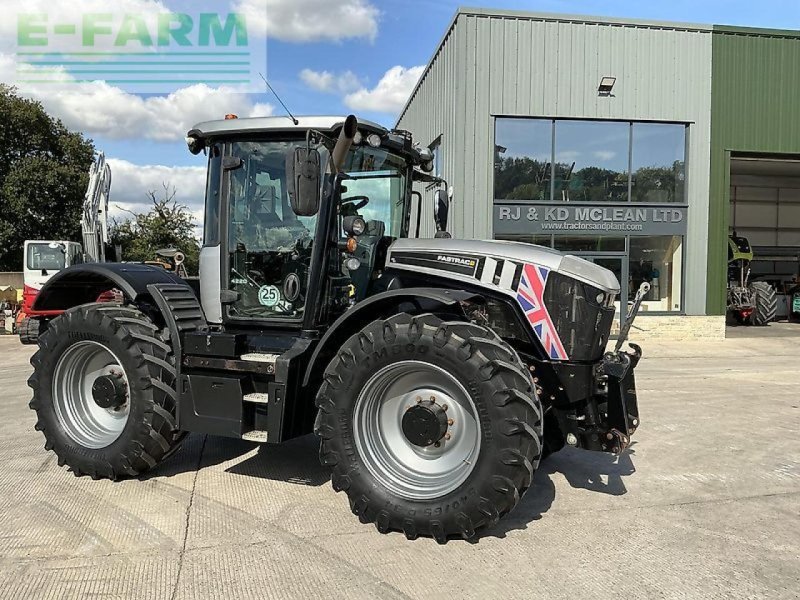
[
  {"x1": 240, "y1": 353, "x2": 279, "y2": 364},
  {"x1": 243, "y1": 393, "x2": 269, "y2": 404},
  {"x1": 241, "y1": 430, "x2": 269, "y2": 442},
  {"x1": 240, "y1": 353, "x2": 281, "y2": 444}
]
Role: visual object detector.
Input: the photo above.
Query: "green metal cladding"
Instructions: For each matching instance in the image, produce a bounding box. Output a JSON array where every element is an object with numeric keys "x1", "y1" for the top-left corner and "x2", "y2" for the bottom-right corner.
[{"x1": 707, "y1": 26, "x2": 800, "y2": 314}]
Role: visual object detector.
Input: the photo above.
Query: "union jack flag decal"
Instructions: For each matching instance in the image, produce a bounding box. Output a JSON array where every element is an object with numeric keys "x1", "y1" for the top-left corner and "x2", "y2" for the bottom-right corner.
[{"x1": 516, "y1": 264, "x2": 569, "y2": 360}]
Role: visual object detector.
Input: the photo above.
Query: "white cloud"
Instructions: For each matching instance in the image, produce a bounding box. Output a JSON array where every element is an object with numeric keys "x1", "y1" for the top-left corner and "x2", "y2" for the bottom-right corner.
[
  {"x1": 106, "y1": 159, "x2": 206, "y2": 222},
  {"x1": 594, "y1": 150, "x2": 617, "y2": 162},
  {"x1": 299, "y1": 68, "x2": 361, "y2": 94},
  {"x1": 233, "y1": 0, "x2": 379, "y2": 42},
  {"x1": 556, "y1": 151, "x2": 581, "y2": 163},
  {"x1": 344, "y1": 65, "x2": 424, "y2": 116},
  {"x1": 1, "y1": 54, "x2": 273, "y2": 142}
]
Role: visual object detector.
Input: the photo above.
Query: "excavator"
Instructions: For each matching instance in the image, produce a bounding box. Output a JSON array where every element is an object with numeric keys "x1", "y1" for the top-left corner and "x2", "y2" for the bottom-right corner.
[{"x1": 18, "y1": 154, "x2": 112, "y2": 343}]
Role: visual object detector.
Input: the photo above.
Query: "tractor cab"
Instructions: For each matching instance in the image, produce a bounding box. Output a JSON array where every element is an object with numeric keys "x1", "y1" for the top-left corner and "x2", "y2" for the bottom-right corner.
[{"x1": 186, "y1": 115, "x2": 436, "y2": 329}]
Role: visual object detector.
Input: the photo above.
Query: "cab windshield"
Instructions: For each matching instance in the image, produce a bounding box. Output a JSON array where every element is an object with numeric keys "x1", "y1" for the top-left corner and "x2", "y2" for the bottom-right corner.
[
  {"x1": 27, "y1": 243, "x2": 66, "y2": 271},
  {"x1": 225, "y1": 138, "x2": 410, "y2": 320}
]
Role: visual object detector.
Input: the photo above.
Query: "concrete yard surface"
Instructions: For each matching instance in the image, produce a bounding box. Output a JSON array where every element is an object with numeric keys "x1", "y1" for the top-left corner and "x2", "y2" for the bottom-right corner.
[{"x1": 0, "y1": 333, "x2": 798, "y2": 599}]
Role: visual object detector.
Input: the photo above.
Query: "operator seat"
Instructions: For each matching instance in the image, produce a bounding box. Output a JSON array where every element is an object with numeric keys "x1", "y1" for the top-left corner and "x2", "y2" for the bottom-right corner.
[{"x1": 350, "y1": 219, "x2": 385, "y2": 301}]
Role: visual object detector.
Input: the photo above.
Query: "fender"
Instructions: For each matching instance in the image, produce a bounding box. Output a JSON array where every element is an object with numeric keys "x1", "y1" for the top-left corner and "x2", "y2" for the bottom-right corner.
[
  {"x1": 32, "y1": 263, "x2": 185, "y2": 312},
  {"x1": 301, "y1": 287, "x2": 481, "y2": 387}
]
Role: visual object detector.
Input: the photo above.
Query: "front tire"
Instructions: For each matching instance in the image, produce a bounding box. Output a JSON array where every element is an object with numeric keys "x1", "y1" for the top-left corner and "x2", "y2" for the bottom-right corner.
[
  {"x1": 316, "y1": 313, "x2": 542, "y2": 543},
  {"x1": 749, "y1": 281, "x2": 777, "y2": 326},
  {"x1": 28, "y1": 303, "x2": 185, "y2": 479}
]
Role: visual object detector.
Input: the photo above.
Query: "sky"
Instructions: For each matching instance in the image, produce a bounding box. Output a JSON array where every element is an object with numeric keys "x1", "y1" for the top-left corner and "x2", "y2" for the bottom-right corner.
[{"x1": 3, "y1": 0, "x2": 800, "y2": 225}]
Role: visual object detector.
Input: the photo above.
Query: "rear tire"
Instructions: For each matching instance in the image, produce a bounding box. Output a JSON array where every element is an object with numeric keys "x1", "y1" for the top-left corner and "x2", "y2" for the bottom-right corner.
[
  {"x1": 18, "y1": 317, "x2": 41, "y2": 345},
  {"x1": 28, "y1": 303, "x2": 185, "y2": 479},
  {"x1": 316, "y1": 313, "x2": 543, "y2": 543},
  {"x1": 749, "y1": 281, "x2": 777, "y2": 326}
]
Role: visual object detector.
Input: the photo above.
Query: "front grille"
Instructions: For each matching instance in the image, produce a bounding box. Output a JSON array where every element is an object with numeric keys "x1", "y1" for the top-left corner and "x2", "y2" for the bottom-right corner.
[{"x1": 543, "y1": 272, "x2": 615, "y2": 362}]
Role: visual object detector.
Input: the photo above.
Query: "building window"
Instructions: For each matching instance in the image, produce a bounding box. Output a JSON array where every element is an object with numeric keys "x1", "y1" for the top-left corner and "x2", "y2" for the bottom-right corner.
[
  {"x1": 553, "y1": 236, "x2": 626, "y2": 253},
  {"x1": 494, "y1": 118, "x2": 687, "y2": 203},
  {"x1": 495, "y1": 233, "x2": 553, "y2": 247},
  {"x1": 631, "y1": 123, "x2": 686, "y2": 203},
  {"x1": 494, "y1": 118, "x2": 552, "y2": 201},
  {"x1": 429, "y1": 136, "x2": 443, "y2": 178},
  {"x1": 629, "y1": 235, "x2": 683, "y2": 312},
  {"x1": 554, "y1": 120, "x2": 630, "y2": 203}
]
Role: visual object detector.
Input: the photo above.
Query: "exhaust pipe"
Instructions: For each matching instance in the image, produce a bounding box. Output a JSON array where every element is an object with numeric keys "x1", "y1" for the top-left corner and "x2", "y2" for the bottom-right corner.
[{"x1": 330, "y1": 115, "x2": 358, "y2": 174}]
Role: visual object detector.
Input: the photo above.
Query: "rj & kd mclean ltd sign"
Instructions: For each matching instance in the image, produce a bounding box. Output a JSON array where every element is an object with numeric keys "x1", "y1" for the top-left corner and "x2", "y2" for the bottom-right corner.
[{"x1": 493, "y1": 202, "x2": 688, "y2": 236}]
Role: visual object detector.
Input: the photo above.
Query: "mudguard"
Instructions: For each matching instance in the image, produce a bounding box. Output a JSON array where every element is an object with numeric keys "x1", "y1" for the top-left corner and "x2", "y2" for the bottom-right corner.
[
  {"x1": 31, "y1": 263, "x2": 185, "y2": 311},
  {"x1": 301, "y1": 287, "x2": 481, "y2": 387}
]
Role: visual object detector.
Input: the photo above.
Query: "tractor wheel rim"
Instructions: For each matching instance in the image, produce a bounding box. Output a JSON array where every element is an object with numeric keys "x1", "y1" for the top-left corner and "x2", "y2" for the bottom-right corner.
[
  {"x1": 53, "y1": 341, "x2": 131, "y2": 449},
  {"x1": 353, "y1": 360, "x2": 481, "y2": 501}
]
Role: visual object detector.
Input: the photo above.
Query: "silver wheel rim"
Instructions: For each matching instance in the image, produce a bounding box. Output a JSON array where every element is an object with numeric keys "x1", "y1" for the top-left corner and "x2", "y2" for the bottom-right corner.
[
  {"x1": 353, "y1": 360, "x2": 481, "y2": 501},
  {"x1": 52, "y1": 341, "x2": 130, "y2": 449}
]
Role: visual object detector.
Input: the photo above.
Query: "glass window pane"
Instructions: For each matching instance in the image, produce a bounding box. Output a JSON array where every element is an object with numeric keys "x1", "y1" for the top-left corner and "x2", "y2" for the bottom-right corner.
[
  {"x1": 494, "y1": 118, "x2": 552, "y2": 201},
  {"x1": 554, "y1": 120, "x2": 630, "y2": 202},
  {"x1": 203, "y1": 144, "x2": 222, "y2": 246},
  {"x1": 494, "y1": 234, "x2": 552, "y2": 247},
  {"x1": 629, "y1": 235, "x2": 683, "y2": 312},
  {"x1": 227, "y1": 140, "x2": 319, "y2": 320},
  {"x1": 631, "y1": 123, "x2": 686, "y2": 203},
  {"x1": 553, "y1": 236, "x2": 625, "y2": 253}
]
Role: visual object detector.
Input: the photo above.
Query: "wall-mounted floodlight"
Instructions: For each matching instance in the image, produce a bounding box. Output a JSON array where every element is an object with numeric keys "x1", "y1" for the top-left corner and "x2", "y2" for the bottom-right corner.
[{"x1": 598, "y1": 76, "x2": 616, "y2": 96}]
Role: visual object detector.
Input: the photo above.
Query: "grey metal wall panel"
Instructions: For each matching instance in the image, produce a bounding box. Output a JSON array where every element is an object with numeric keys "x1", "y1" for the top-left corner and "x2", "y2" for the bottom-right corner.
[{"x1": 398, "y1": 10, "x2": 713, "y2": 314}]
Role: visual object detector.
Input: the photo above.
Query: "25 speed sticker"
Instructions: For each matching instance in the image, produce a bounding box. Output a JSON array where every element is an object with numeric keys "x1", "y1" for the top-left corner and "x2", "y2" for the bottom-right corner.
[{"x1": 258, "y1": 285, "x2": 281, "y2": 307}]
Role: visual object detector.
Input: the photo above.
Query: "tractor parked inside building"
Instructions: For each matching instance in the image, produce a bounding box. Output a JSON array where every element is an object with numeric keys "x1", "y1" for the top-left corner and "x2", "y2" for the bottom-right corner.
[
  {"x1": 727, "y1": 233, "x2": 778, "y2": 326},
  {"x1": 25, "y1": 115, "x2": 644, "y2": 542}
]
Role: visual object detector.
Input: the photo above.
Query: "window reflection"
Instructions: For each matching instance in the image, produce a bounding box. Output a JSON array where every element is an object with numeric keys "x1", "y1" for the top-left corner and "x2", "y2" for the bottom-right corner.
[
  {"x1": 494, "y1": 118, "x2": 552, "y2": 201},
  {"x1": 494, "y1": 118, "x2": 687, "y2": 204},
  {"x1": 553, "y1": 236, "x2": 625, "y2": 253},
  {"x1": 554, "y1": 120, "x2": 630, "y2": 203},
  {"x1": 631, "y1": 123, "x2": 686, "y2": 203},
  {"x1": 495, "y1": 234, "x2": 553, "y2": 247}
]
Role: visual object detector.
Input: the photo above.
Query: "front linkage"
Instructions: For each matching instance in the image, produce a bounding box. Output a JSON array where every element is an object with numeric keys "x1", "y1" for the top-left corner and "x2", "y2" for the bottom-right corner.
[{"x1": 540, "y1": 283, "x2": 649, "y2": 456}]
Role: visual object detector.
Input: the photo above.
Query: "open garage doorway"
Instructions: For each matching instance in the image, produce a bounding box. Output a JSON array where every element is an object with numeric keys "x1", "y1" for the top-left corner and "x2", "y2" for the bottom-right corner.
[{"x1": 729, "y1": 153, "x2": 800, "y2": 325}]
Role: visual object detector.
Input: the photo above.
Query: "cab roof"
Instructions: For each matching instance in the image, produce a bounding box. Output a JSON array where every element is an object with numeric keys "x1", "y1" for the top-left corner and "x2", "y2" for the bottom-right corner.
[{"x1": 188, "y1": 115, "x2": 387, "y2": 139}]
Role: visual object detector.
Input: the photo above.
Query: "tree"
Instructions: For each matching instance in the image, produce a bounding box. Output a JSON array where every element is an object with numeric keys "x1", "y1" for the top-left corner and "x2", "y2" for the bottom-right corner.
[
  {"x1": 110, "y1": 184, "x2": 200, "y2": 274},
  {"x1": 0, "y1": 85, "x2": 95, "y2": 270}
]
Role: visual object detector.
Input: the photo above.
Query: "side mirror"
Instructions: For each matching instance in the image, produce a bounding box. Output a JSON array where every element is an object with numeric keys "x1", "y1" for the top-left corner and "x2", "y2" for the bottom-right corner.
[
  {"x1": 286, "y1": 147, "x2": 322, "y2": 217},
  {"x1": 434, "y1": 188, "x2": 449, "y2": 233}
]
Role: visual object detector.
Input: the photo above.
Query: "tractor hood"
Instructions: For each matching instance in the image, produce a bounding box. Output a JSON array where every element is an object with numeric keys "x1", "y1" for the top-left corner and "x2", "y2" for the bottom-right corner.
[{"x1": 385, "y1": 238, "x2": 620, "y2": 295}]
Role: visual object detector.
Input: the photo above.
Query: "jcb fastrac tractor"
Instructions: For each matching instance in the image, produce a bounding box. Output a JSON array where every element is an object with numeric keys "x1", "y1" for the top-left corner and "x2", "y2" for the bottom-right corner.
[
  {"x1": 727, "y1": 234, "x2": 777, "y2": 326},
  {"x1": 27, "y1": 115, "x2": 644, "y2": 542}
]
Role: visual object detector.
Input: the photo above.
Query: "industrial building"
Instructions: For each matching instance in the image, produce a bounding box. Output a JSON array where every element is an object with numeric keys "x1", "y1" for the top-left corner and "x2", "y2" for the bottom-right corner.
[{"x1": 397, "y1": 7, "x2": 800, "y2": 337}]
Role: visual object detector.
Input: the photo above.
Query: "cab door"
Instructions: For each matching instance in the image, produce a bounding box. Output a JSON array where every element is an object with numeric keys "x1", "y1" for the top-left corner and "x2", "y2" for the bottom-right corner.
[{"x1": 222, "y1": 140, "x2": 318, "y2": 324}]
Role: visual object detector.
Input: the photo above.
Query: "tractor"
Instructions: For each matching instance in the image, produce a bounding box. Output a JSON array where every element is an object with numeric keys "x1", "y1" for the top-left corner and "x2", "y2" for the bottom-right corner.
[
  {"x1": 727, "y1": 233, "x2": 777, "y2": 326},
  {"x1": 26, "y1": 115, "x2": 644, "y2": 542}
]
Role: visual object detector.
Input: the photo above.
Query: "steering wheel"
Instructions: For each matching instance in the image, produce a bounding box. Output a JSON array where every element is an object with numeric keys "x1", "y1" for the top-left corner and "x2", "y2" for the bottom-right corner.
[{"x1": 341, "y1": 195, "x2": 369, "y2": 214}]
